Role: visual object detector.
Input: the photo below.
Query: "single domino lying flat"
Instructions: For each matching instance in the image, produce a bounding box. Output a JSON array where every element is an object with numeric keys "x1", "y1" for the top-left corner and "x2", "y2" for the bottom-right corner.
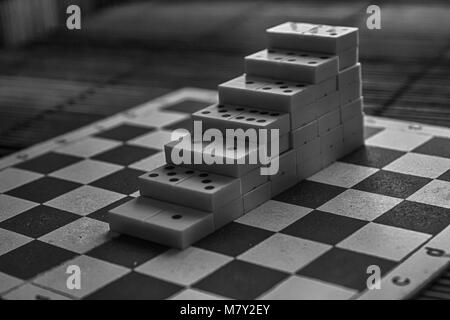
[
  {"x1": 245, "y1": 49, "x2": 338, "y2": 83},
  {"x1": 109, "y1": 197, "x2": 214, "y2": 249},
  {"x1": 139, "y1": 164, "x2": 241, "y2": 212},
  {"x1": 192, "y1": 104, "x2": 291, "y2": 137},
  {"x1": 267, "y1": 22, "x2": 359, "y2": 54},
  {"x1": 218, "y1": 74, "x2": 336, "y2": 113},
  {"x1": 164, "y1": 135, "x2": 290, "y2": 177}
]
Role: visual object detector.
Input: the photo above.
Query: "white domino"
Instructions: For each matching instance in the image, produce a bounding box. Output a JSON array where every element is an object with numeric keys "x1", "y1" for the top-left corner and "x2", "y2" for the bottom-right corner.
[
  {"x1": 245, "y1": 49, "x2": 338, "y2": 83},
  {"x1": 240, "y1": 167, "x2": 269, "y2": 195},
  {"x1": 164, "y1": 138, "x2": 260, "y2": 177},
  {"x1": 164, "y1": 135, "x2": 290, "y2": 177},
  {"x1": 267, "y1": 22, "x2": 359, "y2": 54},
  {"x1": 243, "y1": 182, "x2": 272, "y2": 213},
  {"x1": 109, "y1": 197, "x2": 214, "y2": 249},
  {"x1": 296, "y1": 136, "x2": 322, "y2": 180},
  {"x1": 318, "y1": 108, "x2": 341, "y2": 136},
  {"x1": 290, "y1": 91, "x2": 340, "y2": 129},
  {"x1": 291, "y1": 120, "x2": 319, "y2": 149},
  {"x1": 192, "y1": 104, "x2": 291, "y2": 136},
  {"x1": 297, "y1": 156, "x2": 323, "y2": 181},
  {"x1": 320, "y1": 124, "x2": 344, "y2": 167},
  {"x1": 338, "y1": 63, "x2": 361, "y2": 89},
  {"x1": 219, "y1": 75, "x2": 336, "y2": 113},
  {"x1": 338, "y1": 47, "x2": 358, "y2": 70},
  {"x1": 139, "y1": 164, "x2": 241, "y2": 211},
  {"x1": 269, "y1": 150, "x2": 298, "y2": 196},
  {"x1": 341, "y1": 97, "x2": 363, "y2": 123},
  {"x1": 343, "y1": 113, "x2": 364, "y2": 154},
  {"x1": 340, "y1": 81, "x2": 362, "y2": 105},
  {"x1": 219, "y1": 75, "x2": 317, "y2": 112}
]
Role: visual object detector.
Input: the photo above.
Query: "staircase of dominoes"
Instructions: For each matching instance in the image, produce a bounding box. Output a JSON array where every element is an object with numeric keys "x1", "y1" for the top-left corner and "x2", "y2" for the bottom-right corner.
[{"x1": 108, "y1": 22, "x2": 364, "y2": 249}]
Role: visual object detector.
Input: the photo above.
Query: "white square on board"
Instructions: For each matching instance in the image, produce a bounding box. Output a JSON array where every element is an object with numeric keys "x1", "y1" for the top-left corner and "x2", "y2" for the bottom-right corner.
[
  {"x1": 337, "y1": 223, "x2": 431, "y2": 261},
  {"x1": 365, "y1": 129, "x2": 431, "y2": 151},
  {"x1": 128, "y1": 130, "x2": 176, "y2": 150},
  {"x1": 127, "y1": 111, "x2": 188, "y2": 129},
  {"x1": 0, "y1": 194, "x2": 38, "y2": 223},
  {"x1": 3, "y1": 284, "x2": 71, "y2": 300},
  {"x1": 0, "y1": 272, "x2": 22, "y2": 295},
  {"x1": 0, "y1": 168, "x2": 42, "y2": 193},
  {"x1": 50, "y1": 160, "x2": 122, "y2": 184},
  {"x1": 259, "y1": 275, "x2": 356, "y2": 300},
  {"x1": 170, "y1": 289, "x2": 226, "y2": 300},
  {"x1": 236, "y1": 200, "x2": 312, "y2": 232},
  {"x1": 383, "y1": 153, "x2": 450, "y2": 179},
  {"x1": 318, "y1": 189, "x2": 402, "y2": 221},
  {"x1": 45, "y1": 185, "x2": 125, "y2": 216},
  {"x1": 39, "y1": 217, "x2": 113, "y2": 254},
  {"x1": 136, "y1": 247, "x2": 231, "y2": 286},
  {"x1": 308, "y1": 162, "x2": 379, "y2": 188},
  {"x1": 408, "y1": 180, "x2": 450, "y2": 209},
  {"x1": 0, "y1": 228, "x2": 32, "y2": 256},
  {"x1": 238, "y1": 234, "x2": 331, "y2": 273},
  {"x1": 33, "y1": 255, "x2": 128, "y2": 299},
  {"x1": 55, "y1": 137, "x2": 121, "y2": 158}
]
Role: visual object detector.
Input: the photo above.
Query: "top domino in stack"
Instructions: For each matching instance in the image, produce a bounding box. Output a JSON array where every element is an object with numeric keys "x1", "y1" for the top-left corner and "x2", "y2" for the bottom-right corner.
[{"x1": 266, "y1": 22, "x2": 358, "y2": 71}]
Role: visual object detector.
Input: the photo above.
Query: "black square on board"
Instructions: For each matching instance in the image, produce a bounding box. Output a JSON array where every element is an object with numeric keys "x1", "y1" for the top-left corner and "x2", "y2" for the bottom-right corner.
[
  {"x1": 438, "y1": 170, "x2": 450, "y2": 182},
  {"x1": 340, "y1": 146, "x2": 405, "y2": 169},
  {"x1": 163, "y1": 118, "x2": 192, "y2": 133},
  {"x1": 353, "y1": 170, "x2": 431, "y2": 199},
  {"x1": 90, "y1": 168, "x2": 146, "y2": 195},
  {"x1": 364, "y1": 126, "x2": 384, "y2": 139},
  {"x1": 88, "y1": 196, "x2": 135, "y2": 223},
  {"x1": 85, "y1": 272, "x2": 182, "y2": 300},
  {"x1": 0, "y1": 241, "x2": 76, "y2": 280},
  {"x1": 194, "y1": 260, "x2": 288, "y2": 300},
  {"x1": 0, "y1": 205, "x2": 79, "y2": 238},
  {"x1": 375, "y1": 200, "x2": 450, "y2": 235},
  {"x1": 413, "y1": 137, "x2": 450, "y2": 159},
  {"x1": 274, "y1": 180, "x2": 346, "y2": 209},
  {"x1": 281, "y1": 211, "x2": 367, "y2": 245},
  {"x1": 95, "y1": 124, "x2": 155, "y2": 142},
  {"x1": 92, "y1": 145, "x2": 159, "y2": 166},
  {"x1": 14, "y1": 152, "x2": 82, "y2": 174},
  {"x1": 86, "y1": 235, "x2": 168, "y2": 268},
  {"x1": 194, "y1": 222, "x2": 273, "y2": 257},
  {"x1": 297, "y1": 248, "x2": 396, "y2": 291},
  {"x1": 6, "y1": 177, "x2": 81, "y2": 203},
  {"x1": 163, "y1": 100, "x2": 211, "y2": 114}
]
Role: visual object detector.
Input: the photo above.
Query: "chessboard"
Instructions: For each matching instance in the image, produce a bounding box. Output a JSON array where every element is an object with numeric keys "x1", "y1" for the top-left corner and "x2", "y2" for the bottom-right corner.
[{"x1": 0, "y1": 88, "x2": 449, "y2": 300}]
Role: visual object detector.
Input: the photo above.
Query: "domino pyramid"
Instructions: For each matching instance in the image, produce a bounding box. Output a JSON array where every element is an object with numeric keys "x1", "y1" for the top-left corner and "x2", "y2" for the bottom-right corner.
[{"x1": 108, "y1": 22, "x2": 364, "y2": 248}]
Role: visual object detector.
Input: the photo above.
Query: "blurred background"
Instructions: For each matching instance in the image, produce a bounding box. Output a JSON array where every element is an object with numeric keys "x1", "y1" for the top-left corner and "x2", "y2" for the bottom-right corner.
[{"x1": 0, "y1": 0, "x2": 449, "y2": 158}]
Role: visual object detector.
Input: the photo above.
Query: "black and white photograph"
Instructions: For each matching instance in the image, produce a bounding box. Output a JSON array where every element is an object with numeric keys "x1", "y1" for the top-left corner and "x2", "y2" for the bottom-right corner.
[{"x1": 0, "y1": 0, "x2": 449, "y2": 306}]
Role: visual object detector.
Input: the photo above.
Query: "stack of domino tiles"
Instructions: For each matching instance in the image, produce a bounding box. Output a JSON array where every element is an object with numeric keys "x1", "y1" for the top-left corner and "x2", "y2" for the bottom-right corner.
[{"x1": 108, "y1": 22, "x2": 364, "y2": 249}]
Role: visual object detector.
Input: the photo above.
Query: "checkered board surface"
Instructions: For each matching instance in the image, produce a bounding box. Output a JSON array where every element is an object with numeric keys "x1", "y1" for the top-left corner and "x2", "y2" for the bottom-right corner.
[{"x1": 0, "y1": 88, "x2": 449, "y2": 300}]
